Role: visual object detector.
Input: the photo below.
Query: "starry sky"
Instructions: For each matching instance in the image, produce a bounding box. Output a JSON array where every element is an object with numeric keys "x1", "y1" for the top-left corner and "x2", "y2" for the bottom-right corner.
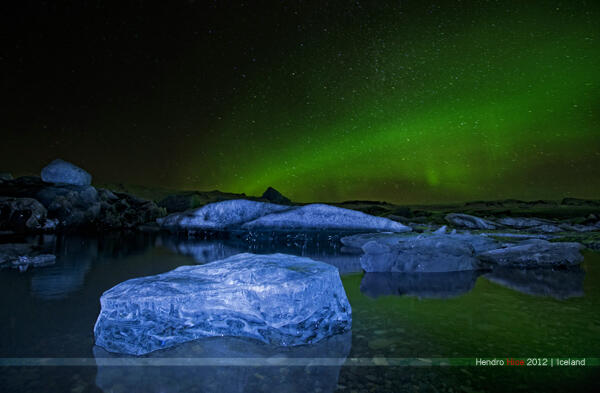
[{"x1": 3, "y1": 1, "x2": 599, "y2": 203}]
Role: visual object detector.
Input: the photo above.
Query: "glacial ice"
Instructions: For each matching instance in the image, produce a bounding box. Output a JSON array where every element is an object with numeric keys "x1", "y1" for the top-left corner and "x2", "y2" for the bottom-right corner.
[
  {"x1": 359, "y1": 234, "x2": 484, "y2": 272},
  {"x1": 242, "y1": 203, "x2": 411, "y2": 232},
  {"x1": 94, "y1": 253, "x2": 352, "y2": 355},
  {"x1": 157, "y1": 199, "x2": 290, "y2": 231},
  {"x1": 158, "y1": 199, "x2": 411, "y2": 233}
]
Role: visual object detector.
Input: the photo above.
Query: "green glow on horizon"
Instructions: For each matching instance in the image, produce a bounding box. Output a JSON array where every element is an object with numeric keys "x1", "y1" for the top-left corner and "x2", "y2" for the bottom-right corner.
[{"x1": 180, "y1": 2, "x2": 600, "y2": 203}]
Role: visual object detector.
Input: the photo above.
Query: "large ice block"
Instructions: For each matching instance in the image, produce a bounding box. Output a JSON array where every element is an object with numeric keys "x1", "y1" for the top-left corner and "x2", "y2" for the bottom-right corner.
[
  {"x1": 243, "y1": 203, "x2": 410, "y2": 232},
  {"x1": 158, "y1": 199, "x2": 411, "y2": 233},
  {"x1": 94, "y1": 253, "x2": 352, "y2": 355},
  {"x1": 157, "y1": 199, "x2": 290, "y2": 231}
]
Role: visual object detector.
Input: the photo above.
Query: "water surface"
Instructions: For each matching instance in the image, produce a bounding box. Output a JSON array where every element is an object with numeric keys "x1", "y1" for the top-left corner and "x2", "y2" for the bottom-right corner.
[{"x1": 1, "y1": 232, "x2": 599, "y2": 392}]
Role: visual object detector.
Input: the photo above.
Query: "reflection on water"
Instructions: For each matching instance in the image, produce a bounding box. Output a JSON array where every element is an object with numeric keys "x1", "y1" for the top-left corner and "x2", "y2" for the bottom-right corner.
[
  {"x1": 360, "y1": 271, "x2": 481, "y2": 299},
  {"x1": 163, "y1": 232, "x2": 363, "y2": 274},
  {"x1": 94, "y1": 331, "x2": 351, "y2": 393},
  {"x1": 484, "y1": 266, "x2": 585, "y2": 300},
  {"x1": 1, "y1": 232, "x2": 599, "y2": 393}
]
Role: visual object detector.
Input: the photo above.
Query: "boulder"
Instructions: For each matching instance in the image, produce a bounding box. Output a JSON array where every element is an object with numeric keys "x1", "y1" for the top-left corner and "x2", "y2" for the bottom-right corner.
[
  {"x1": 477, "y1": 239, "x2": 583, "y2": 267},
  {"x1": 484, "y1": 267, "x2": 584, "y2": 300},
  {"x1": 360, "y1": 271, "x2": 480, "y2": 299},
  {"x1": 0, "y1": 196, "x2": 48, "y2": 232},
  {"x1": 243, "y1": 204, "x2": 411, "y2": 232},
  {"x1": 0, "y1": 173, "x2": 12, "y2": 182},
  {"x1": 360, "y1": 234, "x2": 483, "y2": 272},
  {"x1": 41, "y1": 159, "x2": 92, "y2": 186},
  {"x1": 261, "y1": 186, "x2": 292, "y2": 205},
  {"x1": 94, "y1": 253, "x2": 352, "y2": 355},
  {"x1": 445, "y1": 213, "x2": 500, "y2": 230}
]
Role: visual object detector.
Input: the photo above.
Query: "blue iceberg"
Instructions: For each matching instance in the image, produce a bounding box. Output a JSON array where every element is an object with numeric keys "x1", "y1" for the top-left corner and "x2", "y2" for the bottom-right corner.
[
  {"x1": 157, "y1": 199, "x2": 289, "y2": 231},
  {"x1": 157, "y1": 199, "x2": 411, "y2": 233},
  {"x1": 94, "y1": 253, "x2": 352, "y2": 355},
  {"x1": 243, "y1": 203, "x2": 410, "y2": 232}
]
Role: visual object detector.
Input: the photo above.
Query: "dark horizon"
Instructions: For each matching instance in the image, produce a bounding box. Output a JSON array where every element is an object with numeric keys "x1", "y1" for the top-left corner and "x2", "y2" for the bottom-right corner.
[{"x1": 3, "y1": 1, "x2": 599, "y2": 204}]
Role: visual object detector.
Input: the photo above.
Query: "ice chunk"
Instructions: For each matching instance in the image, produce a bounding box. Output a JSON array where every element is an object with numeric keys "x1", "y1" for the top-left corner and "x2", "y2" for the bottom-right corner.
[
  {"x1": 158, "y1": 199, "x2": 411, "y2": 233},
  {"x1": 477, "y1": 239, "x2": 583, "y2": 267},
  {"x1": 445, "y1": 213, "x2": 499, "y2": 230},
  {"x1": 94, "y1": 253, "x2": 352, "y2": 355},
  {"x1": 243, "y1": 204, "x2": 411, "y2": 232},
  {"x1": 360, "y1": 234, "x2": 483, "y2": 272},
  {"x1": 157, "y1": 199, "x2": 290, "y2": 230}
]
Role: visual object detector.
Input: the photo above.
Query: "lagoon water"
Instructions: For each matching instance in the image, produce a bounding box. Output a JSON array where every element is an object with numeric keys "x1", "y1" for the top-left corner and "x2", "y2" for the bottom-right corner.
[{"x1": 1, "y1": 232, "x2": 599, "y2": 392}]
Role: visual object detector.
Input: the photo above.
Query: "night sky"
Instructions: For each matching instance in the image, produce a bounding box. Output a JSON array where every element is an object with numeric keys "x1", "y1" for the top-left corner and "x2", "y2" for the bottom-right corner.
[{"x1": 3, "y1": 1, "x2": 599, "y2": 203}]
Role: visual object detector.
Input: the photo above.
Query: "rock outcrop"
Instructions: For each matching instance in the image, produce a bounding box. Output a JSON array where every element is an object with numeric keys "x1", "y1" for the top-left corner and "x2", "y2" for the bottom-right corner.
[
  {"x1": 0, "y1": 197, "x2": 49, "y2": 232},
  {"x1": 261, "y1": 186, "x2": 292, "y2": 205}
]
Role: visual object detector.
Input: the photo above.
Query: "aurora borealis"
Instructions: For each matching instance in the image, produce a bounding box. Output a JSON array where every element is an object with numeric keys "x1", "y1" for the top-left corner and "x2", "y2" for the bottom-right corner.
[{"x1": 3, "y1": 1, "x2": 599, "y2": 204}]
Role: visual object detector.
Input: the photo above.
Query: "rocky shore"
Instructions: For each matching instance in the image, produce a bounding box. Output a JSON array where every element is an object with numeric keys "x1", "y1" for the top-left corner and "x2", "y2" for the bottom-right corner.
[{"x1": 1, "y1": 158, "x2": 599, "y2": 272}]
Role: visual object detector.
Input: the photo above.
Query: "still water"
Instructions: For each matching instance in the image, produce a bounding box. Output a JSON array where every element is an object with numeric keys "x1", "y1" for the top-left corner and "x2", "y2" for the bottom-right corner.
[{"x1": 1, "y1": 232, "x2": 599, "y2": 392}]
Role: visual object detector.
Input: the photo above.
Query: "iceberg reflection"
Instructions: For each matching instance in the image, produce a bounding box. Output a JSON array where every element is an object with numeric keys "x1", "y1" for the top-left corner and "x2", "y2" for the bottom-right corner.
[{"x1": 94, "y1": 331, "x2": 351, "y2": 393}]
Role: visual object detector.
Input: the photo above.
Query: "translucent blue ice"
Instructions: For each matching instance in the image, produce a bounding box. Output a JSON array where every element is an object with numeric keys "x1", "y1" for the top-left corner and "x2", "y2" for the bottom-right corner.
[
  {"x1": 243, "y1": 203, "x2": 411, "y2": 232},
  {"x1": 157, "y1": 199, "x2": 411, "y2": 233},
  {"x1": 157, "y1": 199, "x2": 289, "y2": 230},
  {"x1": 94, "y1": 253, "x2": 352, "y2": 355}
]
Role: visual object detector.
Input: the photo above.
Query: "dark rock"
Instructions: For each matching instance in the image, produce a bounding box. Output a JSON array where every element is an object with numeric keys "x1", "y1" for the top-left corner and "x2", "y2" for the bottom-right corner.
[
  {"x1": 484, "y1": 267, "x2": 584, "y2": 299},
  {"x1": 445, "y1": 213, "x2": 500, "y2": 230},
  {"x1": 0, "y1": 197, "x2": 48, "y2": 232},
  {"x1": 361, "y1": 271, "x2": 480, "y2": 299},
  {"x1": 477, "y1": 239, "x2": 583, "y2": 267},
  {"x1": 41, "y1": 159, "x2": 92, "y2": 186},
  {"x1": 561, "y1": 197, "x2": 600, "y2": 207},
  {"x1": 0, "y1": 173, "x2": 13, "y2": 182},
  {"x1": 158, "y1": 192, "x2": 205, "y2": 213},
  {"x1": 0, "y1": 176, "x2": 47, "y2": 198},
  {"x1": 261, "y1": 186, "x2": 292, "y2": 205},
  {"x1": 98, "y1": 192, "x2": 165, "y2": 229},
  {"x1": 36, "y1": 185, "x2": 101, "y2": 229}
]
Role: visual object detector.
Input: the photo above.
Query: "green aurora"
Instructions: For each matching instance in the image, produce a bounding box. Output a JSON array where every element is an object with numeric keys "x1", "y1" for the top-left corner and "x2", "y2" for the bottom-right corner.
[
  {"x1": 3, "y1": 1, "x2": 599, "y2": 204},
  {"x1": 178, "y1": 1, "x2": 599, "y2": 203}
]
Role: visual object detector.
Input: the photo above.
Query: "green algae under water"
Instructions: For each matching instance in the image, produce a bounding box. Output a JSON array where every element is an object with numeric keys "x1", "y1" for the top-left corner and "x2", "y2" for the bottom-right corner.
[{"x1": 0, "y1": 234, "x2": 599, "y2": 392}]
